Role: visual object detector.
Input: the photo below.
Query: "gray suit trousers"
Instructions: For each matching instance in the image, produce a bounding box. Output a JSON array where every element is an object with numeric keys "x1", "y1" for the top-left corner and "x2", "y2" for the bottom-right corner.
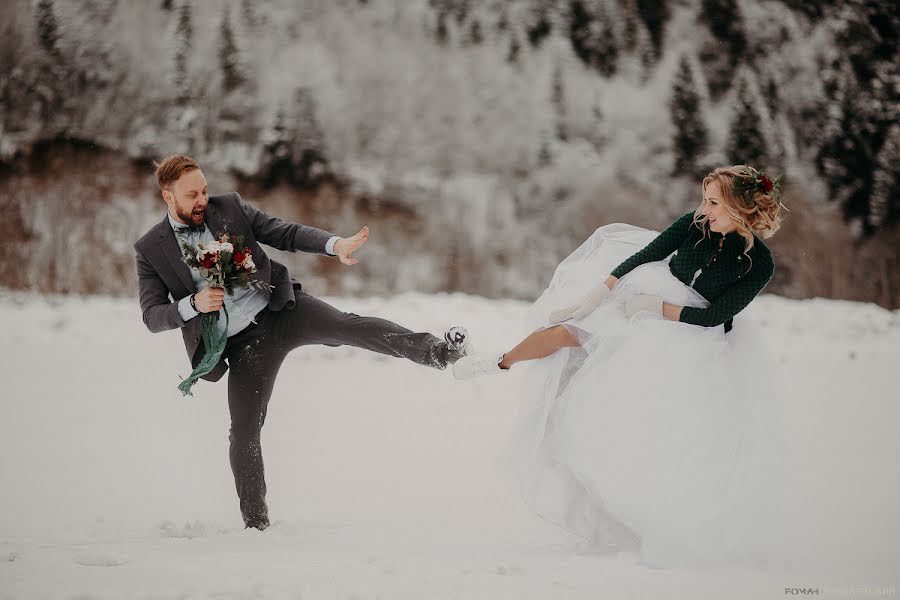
[{"x1": 222, "y1": 288, "x2": 457, "y2": 525}]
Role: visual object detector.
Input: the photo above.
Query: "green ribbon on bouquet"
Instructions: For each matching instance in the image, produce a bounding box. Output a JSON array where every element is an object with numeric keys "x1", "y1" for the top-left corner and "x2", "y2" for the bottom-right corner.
[{"x1": 178, "y1": 305, "x2": 230, "y2": 397}]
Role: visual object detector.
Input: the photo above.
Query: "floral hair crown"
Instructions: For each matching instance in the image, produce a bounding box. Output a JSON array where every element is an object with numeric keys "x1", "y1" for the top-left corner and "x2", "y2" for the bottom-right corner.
[{"x1": 732, "y1": 167, "x2": 782, "y2": 204}]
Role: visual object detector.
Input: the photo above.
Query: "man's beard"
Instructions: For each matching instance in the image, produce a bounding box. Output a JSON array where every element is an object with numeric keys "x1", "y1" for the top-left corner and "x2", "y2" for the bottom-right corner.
[{"x1": 175, "y1": 205, "x2": 206, "y2": 225}]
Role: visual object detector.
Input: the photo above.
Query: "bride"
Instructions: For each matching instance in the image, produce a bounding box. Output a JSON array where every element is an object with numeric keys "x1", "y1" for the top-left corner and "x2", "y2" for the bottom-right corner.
[{"x1": 454, "y1": 165, "x2": 808, "y2": 571}]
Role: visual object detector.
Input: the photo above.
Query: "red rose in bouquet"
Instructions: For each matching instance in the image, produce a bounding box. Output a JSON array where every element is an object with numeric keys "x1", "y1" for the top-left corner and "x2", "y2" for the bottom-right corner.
[
  {"x1": 232, "y1": 247, "x2": 255, "y2": 273},
  {"x1": 199, "y1": 251, "x2": 217, "y2": 269},
  {"x1": 233, "y1": 248, "x2": 247, "y2": 267}
]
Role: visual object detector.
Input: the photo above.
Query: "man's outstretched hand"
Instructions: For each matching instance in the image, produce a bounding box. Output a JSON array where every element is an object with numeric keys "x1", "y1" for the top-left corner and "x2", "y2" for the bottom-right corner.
[{"x1": 333, "y1": 226, "x2": 369, "y2": 265}]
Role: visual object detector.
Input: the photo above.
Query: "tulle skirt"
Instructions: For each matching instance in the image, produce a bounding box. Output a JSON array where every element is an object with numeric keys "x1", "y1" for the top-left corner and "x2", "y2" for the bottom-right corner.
[{"x1": 507, "y1": 222, "x2": 809, "y2": 572}]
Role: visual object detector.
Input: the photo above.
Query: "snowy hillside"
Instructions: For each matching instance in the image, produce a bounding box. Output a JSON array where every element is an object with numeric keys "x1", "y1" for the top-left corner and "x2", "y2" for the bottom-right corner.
[
  {"x1": 3, "y1": 0, "x2": 898, "y2": 304},
  {"x1": 1, "y1": 290, "x2": 898, "y2": 599}
]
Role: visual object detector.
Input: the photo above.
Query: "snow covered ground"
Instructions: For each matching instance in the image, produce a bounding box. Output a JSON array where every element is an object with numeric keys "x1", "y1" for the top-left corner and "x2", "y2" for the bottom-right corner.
[{"x1": 1, "y1": 290, "x2": 898, "y2": 599}]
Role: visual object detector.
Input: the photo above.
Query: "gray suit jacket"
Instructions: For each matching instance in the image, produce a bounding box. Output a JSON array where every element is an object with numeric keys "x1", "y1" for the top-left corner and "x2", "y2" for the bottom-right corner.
[{"x1": 134, "y1": 191, "x2": 336, "y2": 382}]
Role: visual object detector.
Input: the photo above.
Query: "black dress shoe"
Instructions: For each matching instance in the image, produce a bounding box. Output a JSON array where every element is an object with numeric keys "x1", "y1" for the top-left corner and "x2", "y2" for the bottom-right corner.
[
  {"x1": 441, "y1": 326, "x2": 470, "y2": 365},
  {"x1": 244, "y1": 514, "x2": 270, "y2": 531},
  {"x1": 444, "y1": 326, "x2": 469, "y2": 353}
]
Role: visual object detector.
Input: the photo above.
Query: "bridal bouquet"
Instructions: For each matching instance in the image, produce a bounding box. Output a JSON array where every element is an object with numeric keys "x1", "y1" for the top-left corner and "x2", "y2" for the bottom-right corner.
[
  {"x1": 177, "y1": 233, "x2": 271, "y2": 396},
  {"x1": 182, "y1": 233, "x2": 270, "y2": 295}
]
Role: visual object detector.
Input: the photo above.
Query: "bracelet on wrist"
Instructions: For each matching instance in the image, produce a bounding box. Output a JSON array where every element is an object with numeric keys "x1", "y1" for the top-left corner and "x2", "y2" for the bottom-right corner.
[{"x1": 189, "y1": 293, "x2": 198, "y2": 311}]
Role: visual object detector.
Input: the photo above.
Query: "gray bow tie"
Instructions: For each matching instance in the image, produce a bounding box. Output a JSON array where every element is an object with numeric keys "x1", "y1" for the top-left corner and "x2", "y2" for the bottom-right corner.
[{"x1": 174, "y1": 223, "x2": 205, "y2": 234}]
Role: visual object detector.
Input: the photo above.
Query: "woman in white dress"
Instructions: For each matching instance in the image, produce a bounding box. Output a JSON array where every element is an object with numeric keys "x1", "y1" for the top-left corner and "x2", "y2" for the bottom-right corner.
[{"x1": 454, "y1": 165, "x2": 808, "y2": 571}]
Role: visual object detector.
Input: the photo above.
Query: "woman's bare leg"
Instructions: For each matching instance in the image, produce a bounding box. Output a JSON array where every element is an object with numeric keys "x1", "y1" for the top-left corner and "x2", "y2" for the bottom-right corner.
[{"x1": 499, "y1": 325, "x2": 580, "y2": 369}]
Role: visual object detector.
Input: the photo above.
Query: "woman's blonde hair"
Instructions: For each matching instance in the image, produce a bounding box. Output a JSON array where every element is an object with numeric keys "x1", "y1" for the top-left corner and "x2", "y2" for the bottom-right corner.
[{"x1": 692, "y1": 165, "x2": 787, "y2": 255}]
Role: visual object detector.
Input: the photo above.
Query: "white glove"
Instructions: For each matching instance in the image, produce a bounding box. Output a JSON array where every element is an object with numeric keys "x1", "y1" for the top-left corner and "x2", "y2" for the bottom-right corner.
[
  {"x1": 549, "y1": 284, "x2": 611, "y2": 323},
  {"x1": 624, "y1": 294, "x2": 664, "y2": 319}
]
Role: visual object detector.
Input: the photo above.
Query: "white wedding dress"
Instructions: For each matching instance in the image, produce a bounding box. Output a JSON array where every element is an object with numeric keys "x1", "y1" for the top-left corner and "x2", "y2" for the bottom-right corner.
[{"x1": 507, "y1": 222, "x2": 810, "y2": 571}]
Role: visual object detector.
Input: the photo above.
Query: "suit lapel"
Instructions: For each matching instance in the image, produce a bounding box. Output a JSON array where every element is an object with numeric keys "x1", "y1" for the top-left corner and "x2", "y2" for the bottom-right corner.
[
  {"x1": 204, "y1": 203, "x2": 225, "y2": 239},
  {"x1": 158, "y1": 215, "x2": 196, "y2": 293}
]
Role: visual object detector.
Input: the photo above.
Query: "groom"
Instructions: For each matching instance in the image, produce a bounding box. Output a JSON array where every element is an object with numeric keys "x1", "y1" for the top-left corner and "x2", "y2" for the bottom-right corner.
[{"x1": 134, "y1": 154, "x2": 468, "y2": 530}]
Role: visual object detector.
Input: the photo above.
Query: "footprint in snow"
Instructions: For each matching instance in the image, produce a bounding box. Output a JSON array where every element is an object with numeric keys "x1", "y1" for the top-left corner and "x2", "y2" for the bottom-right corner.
[
  {"x1": 73, "y1": 551, "x2": 129, "y2": 567},
  {"x1": 157, "y1": 519, "x2": 230, "y2": 539}
]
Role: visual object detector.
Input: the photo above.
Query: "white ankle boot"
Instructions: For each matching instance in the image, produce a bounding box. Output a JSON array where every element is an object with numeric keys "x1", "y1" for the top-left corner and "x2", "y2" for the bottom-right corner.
[{"x1": 452, "y1": 353, "x2": 506, "y2": 380}]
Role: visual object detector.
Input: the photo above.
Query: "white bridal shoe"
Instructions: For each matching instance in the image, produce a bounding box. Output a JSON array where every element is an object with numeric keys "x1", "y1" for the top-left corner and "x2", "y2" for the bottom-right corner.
[{"x1": 452, "y1": 353, "x2": 506, "y2": 380}]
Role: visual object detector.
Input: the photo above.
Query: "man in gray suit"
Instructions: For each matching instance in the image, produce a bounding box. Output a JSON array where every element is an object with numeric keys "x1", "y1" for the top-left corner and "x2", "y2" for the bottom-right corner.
[{"x1": 134, "y1": 155, "x2": 468, "y2": 530}]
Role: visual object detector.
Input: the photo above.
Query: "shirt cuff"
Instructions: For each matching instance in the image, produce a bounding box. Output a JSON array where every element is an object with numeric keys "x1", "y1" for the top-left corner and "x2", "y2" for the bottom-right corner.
[
  {"x1": 178, "y1": 294, "x2": 199, "y2": 321},
  {"x1": 325, "y1": 235, "x2": 341, "y2": 256}
]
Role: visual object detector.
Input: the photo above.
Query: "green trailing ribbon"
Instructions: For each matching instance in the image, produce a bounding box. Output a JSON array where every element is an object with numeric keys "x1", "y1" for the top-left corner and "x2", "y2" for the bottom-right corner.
[{"x1": 178, "y1": 305, "x2": 230, "y2": 397}]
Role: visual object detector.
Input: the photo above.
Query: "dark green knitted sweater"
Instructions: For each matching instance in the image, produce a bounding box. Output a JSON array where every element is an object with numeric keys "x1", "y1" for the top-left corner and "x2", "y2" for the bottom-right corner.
[{"x1": 610, "y1": 211, "x2": 775, "y2": 333}]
